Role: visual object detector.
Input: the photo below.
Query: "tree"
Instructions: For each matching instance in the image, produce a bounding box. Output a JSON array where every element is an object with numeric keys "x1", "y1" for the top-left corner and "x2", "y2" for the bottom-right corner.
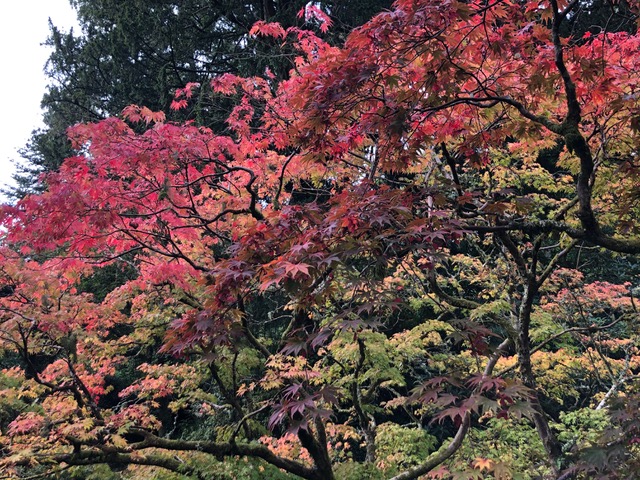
[
  {"x1": 10, "y1": 0, "x2": 391, "y2": 199},
  {"x1": 1, "y1": 0, "x2": 640, "y2": 479}
]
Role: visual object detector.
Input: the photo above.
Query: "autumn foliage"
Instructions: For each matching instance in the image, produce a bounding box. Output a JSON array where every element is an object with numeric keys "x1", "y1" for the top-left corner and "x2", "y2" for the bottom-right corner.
[{"x1": 2, "y1": 1, "x2": 640, "y2": 479}]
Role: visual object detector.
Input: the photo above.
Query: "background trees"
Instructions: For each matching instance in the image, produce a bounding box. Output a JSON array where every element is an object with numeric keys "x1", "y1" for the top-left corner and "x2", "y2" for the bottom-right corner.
[{"x1": 1, "y1": 1, "x2": 640, "y2": 479}]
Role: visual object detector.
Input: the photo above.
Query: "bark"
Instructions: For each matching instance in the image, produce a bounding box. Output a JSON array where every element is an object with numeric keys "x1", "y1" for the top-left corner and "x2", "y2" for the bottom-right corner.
[
  {"x1": 298, "y1": 424, "x2": 336, "y2": 480},
  {"x1": 353, "y1": 338, "x2": 377, "y2": 463},
  {"x1": 129, "y1": 428, "x2": 324, "y2": 480},
  {"x1": 516, "y1": 281, "x2": 564, "y2": 468}
]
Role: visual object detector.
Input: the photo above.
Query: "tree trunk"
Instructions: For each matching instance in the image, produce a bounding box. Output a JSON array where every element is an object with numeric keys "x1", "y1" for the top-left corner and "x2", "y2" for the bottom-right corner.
[
  {"x1": 298, "y1": 422, "x2": 336, "y2": 480},
  {"x1": 517, "y1": 282, "x2": 564, "y2": 469}
]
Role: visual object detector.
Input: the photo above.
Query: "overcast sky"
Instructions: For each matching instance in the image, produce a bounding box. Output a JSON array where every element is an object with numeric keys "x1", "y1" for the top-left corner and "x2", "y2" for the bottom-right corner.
[{"x1": 0, "y1": 0, "x2": 80, "y2": 202}]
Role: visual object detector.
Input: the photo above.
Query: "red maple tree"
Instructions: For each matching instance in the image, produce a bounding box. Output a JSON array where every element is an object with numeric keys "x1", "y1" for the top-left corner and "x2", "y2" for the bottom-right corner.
[{"x1": 2, "y1": 1, "x2": 640, "y2": 479}]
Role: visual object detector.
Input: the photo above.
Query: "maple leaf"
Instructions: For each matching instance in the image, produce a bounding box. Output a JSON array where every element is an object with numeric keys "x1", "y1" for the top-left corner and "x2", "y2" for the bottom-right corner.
[
  {"x1": 282, "y1": 382, "x2": 304, "y2": 399},
  {"x1": 281, "y1": 337, "x2": 309, "y2": 356},
  {"x1": 466, "y1": 373, "x2": 506, "y2": 393},
  {"x1": 427, "y1": 466, "x2": 450, "y2": 479},
  {"x1": 472, "y1": 457, "x2": 494, "y2": 471},
  {"x1": 249, "y1": 21, "x2": 286, "y2": 39},
  {"x1": 121, "y1": 104, "x2": 143, "y2": 122},
  {"x1": 170, "y1": 99, "x2": 188, "y2": 111},
  {"x1": 281, "y1": 261, "x2": 312, "y2": 279},
  {"x1": 298, "y1": 4, "x2": 333, "y2": 33}
]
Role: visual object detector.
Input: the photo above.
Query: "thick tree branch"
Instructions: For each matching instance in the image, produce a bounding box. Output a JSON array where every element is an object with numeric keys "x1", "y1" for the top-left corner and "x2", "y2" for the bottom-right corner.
[
  {"x1": 297, "y1": 425, "x2": 335, "y2": 480},
  {"x1": 536, "y1": 239, "x2": 579, "y2": 288},
  {"x1": 126, "y1": 428, "x2": 324, "y2": 480},
  {"x1": 273, "y1": 150, "x2": 299, "y2": 210},
  {"x1": 468, "y1": 220, "x2": 640, "y2": 255},
  {"x1": 237, "y1": 294, "x2": 272, "y2": 358},
  {"x1": 15, "y1": 449, "x2": 205, "y2": 480},
  {"x1": 352, "y1": 337, "x2": 377, "y2": 463}
]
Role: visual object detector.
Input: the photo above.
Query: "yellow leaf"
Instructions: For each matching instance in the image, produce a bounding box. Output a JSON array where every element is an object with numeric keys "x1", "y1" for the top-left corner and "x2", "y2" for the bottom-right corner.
[{"x1": 472, "y1": 457, "x2": 494, "y2": 471}]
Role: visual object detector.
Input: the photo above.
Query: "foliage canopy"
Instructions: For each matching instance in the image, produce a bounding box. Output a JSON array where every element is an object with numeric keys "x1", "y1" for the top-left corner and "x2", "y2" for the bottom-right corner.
[{"x1": 2, "y1": 1, "x2": 640, "y2": 479}]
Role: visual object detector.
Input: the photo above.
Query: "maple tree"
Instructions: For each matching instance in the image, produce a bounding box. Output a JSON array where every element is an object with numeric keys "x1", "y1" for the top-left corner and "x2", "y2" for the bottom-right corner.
[
  {"x1": 11, "y1": 0, "x2": 391, "y2": 199},
  {"x1": 2, "y1": 0, "x2": 640, "y2": 479}
]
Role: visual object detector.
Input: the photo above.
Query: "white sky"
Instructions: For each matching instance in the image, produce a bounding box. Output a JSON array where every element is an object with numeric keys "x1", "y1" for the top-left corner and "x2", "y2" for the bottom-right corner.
[{"x1": 0, "y1": 0, "x2": 80, "y2": 202}]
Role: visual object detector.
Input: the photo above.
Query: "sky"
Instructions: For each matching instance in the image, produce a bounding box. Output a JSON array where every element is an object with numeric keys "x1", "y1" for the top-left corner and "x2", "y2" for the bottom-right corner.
[{"x1": 0, "y1": 0, "x2": 80, "y2": 202}]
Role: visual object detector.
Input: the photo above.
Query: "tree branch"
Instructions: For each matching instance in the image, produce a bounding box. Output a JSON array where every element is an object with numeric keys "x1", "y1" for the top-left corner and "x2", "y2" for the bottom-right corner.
[
  {"x1": 389, "y1": 338, "x2": 511, "y2": 480},
  {"x1": 127, "y1": 428, "x2": 323, "y2": 480}
]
